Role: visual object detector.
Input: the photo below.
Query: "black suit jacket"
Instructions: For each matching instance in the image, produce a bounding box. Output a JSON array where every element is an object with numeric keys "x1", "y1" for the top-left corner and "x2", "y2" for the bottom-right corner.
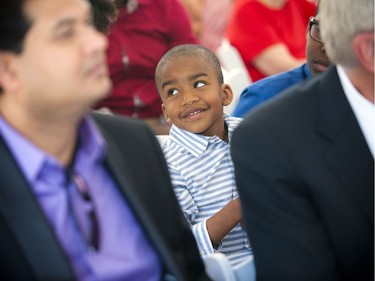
[
  {"x1": 0, "y1": 113, "x2": 210, "y2": 281},
  {"x1": 231, "y1": 66, "x2": 374, "y2": 281}
]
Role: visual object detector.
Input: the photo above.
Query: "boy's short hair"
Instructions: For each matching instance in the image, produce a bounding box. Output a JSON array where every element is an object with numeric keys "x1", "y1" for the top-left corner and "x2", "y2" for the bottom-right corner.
[{"x1": 155, "y1": 44, "x2": 224, "y2": 87}]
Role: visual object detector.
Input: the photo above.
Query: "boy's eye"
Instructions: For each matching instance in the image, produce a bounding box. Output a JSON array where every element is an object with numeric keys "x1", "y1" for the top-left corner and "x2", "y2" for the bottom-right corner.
[
  {"x1": 167, "y1": 89, "x2": 179, "y2": 96},
  {"x1": 194, "y1": 81, "x2": 206, "y2": 88}
]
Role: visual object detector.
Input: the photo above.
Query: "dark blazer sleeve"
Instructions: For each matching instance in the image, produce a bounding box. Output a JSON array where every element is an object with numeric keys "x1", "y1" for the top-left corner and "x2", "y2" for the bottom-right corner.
[
  {"x1": 231, "y1": 67, "x2": 374, "y2": 281},
  {"x1": 91, "y1": 112, "x2": 210, "y2": 281}
]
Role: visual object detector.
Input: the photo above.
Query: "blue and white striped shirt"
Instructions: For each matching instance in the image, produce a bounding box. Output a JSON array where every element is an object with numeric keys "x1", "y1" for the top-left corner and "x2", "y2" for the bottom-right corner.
[{"x1": 162, "y1": 115, "x2": 252, "y2": 266}]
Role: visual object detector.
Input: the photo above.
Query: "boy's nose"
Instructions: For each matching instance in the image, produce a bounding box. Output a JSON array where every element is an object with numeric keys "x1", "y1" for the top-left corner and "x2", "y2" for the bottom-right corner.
[{"x1": 181, "y1": 90, "x2": 199, "y2": 106}]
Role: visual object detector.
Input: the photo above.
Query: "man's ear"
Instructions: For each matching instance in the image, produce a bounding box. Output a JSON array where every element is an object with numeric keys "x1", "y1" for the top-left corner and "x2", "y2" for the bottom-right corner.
[
  {"x1": 221, "y1": 84, "x2": 233, "y2": 106},
  {"x1": 353, "y1": 32, "x2": 374, "y2": 73},
  {"x1": 161, "y1": 103, "x2": 172, "y2": 125},
  {"x1": 0, "y1": 52, "x2": 19, "y2": 93}
]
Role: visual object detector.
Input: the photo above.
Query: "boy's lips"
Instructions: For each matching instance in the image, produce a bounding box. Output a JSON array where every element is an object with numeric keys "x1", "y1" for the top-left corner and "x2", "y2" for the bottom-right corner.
[{"x1": 181, "y1": 107, "x2": 207, "y2": 119}]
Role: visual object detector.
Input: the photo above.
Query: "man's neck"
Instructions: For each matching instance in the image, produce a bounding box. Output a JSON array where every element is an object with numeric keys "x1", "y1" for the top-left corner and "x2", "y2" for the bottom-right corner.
[
  {"x1": 0, "y1": 107, "x2": 80, "y2": 167},
  {"x1": 345, "y1": 67, "x2": 374, "y2": 104}
]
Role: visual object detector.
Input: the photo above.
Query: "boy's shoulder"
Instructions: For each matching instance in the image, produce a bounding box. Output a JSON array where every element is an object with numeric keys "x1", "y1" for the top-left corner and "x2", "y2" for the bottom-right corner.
[{"x1": 225, "y1": 115, "x2": 243, "y2": 131}]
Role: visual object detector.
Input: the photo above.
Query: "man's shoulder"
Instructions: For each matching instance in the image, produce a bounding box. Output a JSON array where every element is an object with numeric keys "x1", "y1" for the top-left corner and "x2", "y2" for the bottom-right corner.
[
  {"x1": 90, "y1": 112, "x2": 155, "y2": 144},
  {"x1": 91, "y1": 111, "x2": 148, "y2": 130},
  {"x1": 241, "y1": 66, "x2": 338, "y2": 126}
]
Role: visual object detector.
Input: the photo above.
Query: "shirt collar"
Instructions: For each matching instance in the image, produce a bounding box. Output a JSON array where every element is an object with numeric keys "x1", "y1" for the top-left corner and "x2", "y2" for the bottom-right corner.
[
  {"x1": 169, "y1": 114, "x2": 242, "y2": 157},
  {"x1": 337, "y1": 65, "x2": 375, "y2": 157},
  {"x1": 0, "y1": 114, "x2": 106, "y2": 183},
  {"x1": 302, "y1": 63, "x2": 312, "y2": 79},
  {"x1": 75, "y1": 115, "x2": 106, "y2": 170},
  {"x1": 0, "y1": 115, "x2": 47, "y2": 183}
]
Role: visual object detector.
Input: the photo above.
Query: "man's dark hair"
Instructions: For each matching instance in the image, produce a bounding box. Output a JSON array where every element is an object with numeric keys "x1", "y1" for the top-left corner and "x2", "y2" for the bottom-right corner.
[
  {"x1": 0, "y1": 1, "x2": 32, "y2": 93},
  {"x1": 114, "y1": 0, "x2": 129, "y2": 9},
  {"x1": 89, "y1": 0, "x2": 119, "y2": 34},
  {"x1": 0, "y1": 1, "x2": 32, "y2": 54}
]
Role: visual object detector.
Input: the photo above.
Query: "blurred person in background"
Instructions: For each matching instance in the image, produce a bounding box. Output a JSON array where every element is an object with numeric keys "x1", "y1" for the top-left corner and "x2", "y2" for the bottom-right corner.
[
  {"x1": 232, "y1": 2, "x2": 329, "y2": 117},
  {"x1": 178, "y1": 0, "x2": 204, "y2": 38},
  {"x1": 200, "y1": 0, "x2": 234, "y2": 52},
  {"x1": 226, "y1": 0, "x2": 316, "y2": 82}
]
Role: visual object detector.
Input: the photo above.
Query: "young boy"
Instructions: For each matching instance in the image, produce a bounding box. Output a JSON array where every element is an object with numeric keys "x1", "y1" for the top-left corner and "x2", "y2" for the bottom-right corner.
[{"x1": 155, "y1": 44, "x2": 252, "y2": 266}]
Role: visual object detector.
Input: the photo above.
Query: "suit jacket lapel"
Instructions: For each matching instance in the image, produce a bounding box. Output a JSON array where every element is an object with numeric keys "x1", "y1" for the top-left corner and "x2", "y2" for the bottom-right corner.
[
  {"x1": 94, "y1": 118, "x2": 169, "y2": 248},
  {"x1": 317, "y1": 66, "x2": 374, "y2": 225},
  {"x1": 0, "y1": 136, "x2": 74, "y2": 280},
  {"x1": 98, "y1": 126, "x2": 154, "y2": 226}
]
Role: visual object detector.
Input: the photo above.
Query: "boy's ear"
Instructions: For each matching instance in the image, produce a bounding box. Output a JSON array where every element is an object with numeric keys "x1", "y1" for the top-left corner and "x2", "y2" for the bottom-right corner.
[
  {"x1": 221, "y1": 84, "x2": 233, "y2": 106},
  {"x1": 0, "y1": 52, "x2": 19, "y2": 93},
  {"x1": 161, "y1": 103, "x2": 172, "y2": 125}
]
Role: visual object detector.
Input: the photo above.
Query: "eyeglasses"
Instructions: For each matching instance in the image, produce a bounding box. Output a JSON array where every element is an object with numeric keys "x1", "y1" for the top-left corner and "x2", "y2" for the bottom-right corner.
[
  {"x1": 308, "y1": 17, "x2": 323, "y2": 44},
  {"x1": 70, "y1": 173, "x2": 100, "y2": 251}
]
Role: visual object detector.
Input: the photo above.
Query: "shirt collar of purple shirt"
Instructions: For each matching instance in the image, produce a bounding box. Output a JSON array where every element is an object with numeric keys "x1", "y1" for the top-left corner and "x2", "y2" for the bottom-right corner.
[{"x1": 0, "y1": 114, "x2": 106, "y2": 184}]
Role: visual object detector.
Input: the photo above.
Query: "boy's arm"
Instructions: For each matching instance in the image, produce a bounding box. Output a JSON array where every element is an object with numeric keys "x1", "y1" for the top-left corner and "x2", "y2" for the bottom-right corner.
[{"x1": 206, "y1": 198, "x2": 242, "y2": 247}]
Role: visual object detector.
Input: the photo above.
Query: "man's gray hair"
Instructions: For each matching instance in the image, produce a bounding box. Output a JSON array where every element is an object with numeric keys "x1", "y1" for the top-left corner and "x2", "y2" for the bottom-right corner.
[{"x1": 320, "y1": 0, "x2": 374, "y2": 67}]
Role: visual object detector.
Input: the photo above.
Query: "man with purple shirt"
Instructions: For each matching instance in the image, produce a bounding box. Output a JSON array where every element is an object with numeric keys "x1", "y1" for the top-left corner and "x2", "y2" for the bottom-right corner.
[{"x1": 0, "y1": 0, "x2": 210, "y2": 280}]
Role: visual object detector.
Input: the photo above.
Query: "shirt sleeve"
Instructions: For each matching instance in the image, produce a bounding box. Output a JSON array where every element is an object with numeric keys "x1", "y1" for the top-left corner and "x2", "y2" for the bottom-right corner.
[
  {"x1": 227, "y1": 2, "x2": 282, "y2": 63},
  {"x1": 232, "y1": 83, "x2": 271, "y2": 117},
  {"x1": 302, "y1": 0, "x2": 318, "y2": 19},
  {"x1": 168, "y1": 165, "x2": 218, "y2": 256}
]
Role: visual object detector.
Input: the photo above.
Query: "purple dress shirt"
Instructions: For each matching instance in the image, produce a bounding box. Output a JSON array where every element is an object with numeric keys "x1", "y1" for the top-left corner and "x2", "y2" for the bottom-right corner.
[{"x1": 0, "y1": 115, "x2": 162, "y2": 281}]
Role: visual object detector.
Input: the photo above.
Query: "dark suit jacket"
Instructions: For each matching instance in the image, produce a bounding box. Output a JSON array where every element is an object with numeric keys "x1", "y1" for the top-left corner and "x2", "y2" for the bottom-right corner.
[
  {"x1": 0, "y1": 113, "x2": 210, "y2": 281},
  {"x1": 231, "y1": 66, "x2": 374, "y2": 281}
]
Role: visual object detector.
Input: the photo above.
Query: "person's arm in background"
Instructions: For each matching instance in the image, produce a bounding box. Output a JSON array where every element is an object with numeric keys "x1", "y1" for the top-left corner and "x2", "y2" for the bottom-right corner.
[
  {"x1": 227, "y1": 0, "x2": 316, "y2": 79},
  {"x1": 253, "y1": 0, "x2": 316, "y2": 76},
  {"x1": 252, "y1": 44, "x2": 305, "y2": 76},
  {"x1": 178, "y1": 0, "x2": 205, "y2": 38}
]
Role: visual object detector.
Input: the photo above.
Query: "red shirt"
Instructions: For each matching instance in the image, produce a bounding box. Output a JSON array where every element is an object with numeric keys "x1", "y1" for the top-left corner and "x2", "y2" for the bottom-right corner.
[
  {"x1": 226, "y1": 0, "x2": 316, "y2": 82},
  {"x1": 97, "y1": 0, "x2": 197, "y2": 119}
]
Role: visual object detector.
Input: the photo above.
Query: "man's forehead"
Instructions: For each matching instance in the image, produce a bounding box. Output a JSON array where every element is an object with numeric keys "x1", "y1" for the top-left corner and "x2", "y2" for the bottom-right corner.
[{"x1": 23, "y1": 0, "x2": 90, "y2": 22}]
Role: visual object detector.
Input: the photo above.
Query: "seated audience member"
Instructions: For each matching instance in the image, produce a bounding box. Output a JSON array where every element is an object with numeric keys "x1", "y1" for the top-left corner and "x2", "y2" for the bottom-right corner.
[
  {"x1": 231, "y1": 0, "x2": 374, "y2": 279},
  {"x1": 232, "y1": 3, "x2": 329, "y2": 117},
  {"x1": 0, "y1": 1, "x2": 211, "y2": 280},
  {"x1": 95, "y1": 0, "x2": 197, "y2": 135},
  {"x1": 226, "y1": 0, "x2": 316, "y2": 82},
  {"x1": 155, "y1": 44, "x2": 252, "y2": 266}
]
